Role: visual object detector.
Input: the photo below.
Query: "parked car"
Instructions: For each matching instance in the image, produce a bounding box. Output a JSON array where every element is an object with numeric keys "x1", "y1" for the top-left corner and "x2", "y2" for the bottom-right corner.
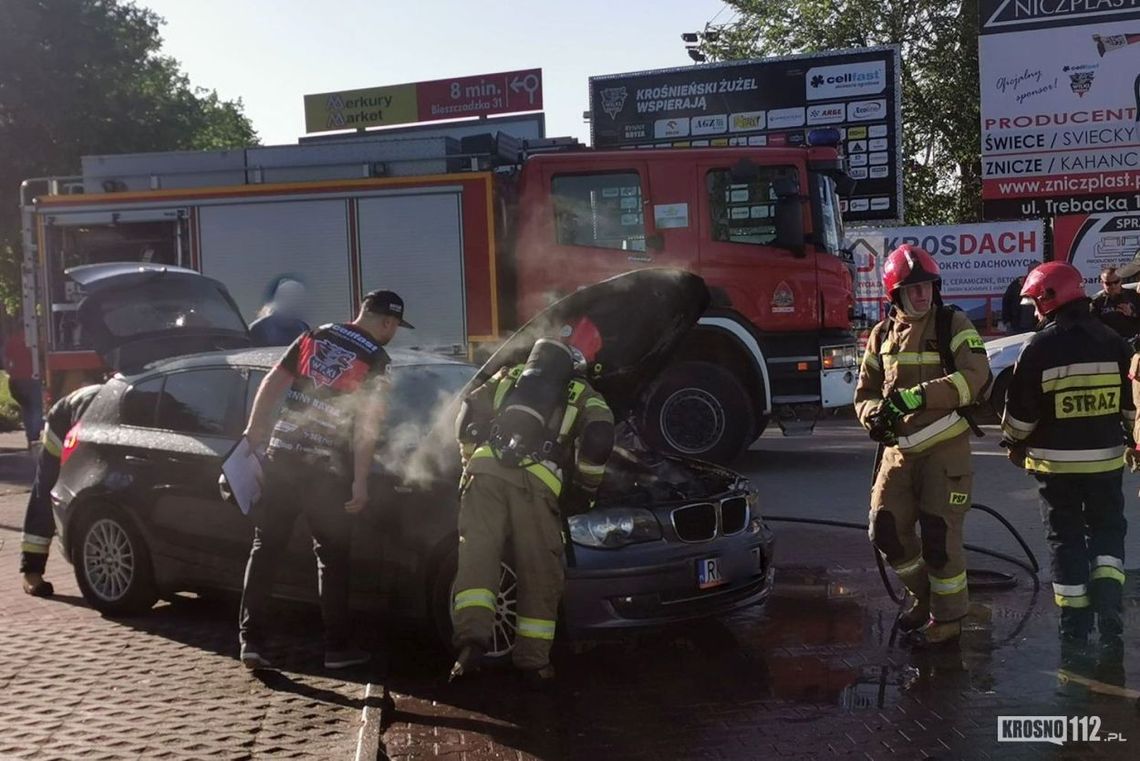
[{"x1": 53, "y1": 265, "x2": 775, "y2": 655}]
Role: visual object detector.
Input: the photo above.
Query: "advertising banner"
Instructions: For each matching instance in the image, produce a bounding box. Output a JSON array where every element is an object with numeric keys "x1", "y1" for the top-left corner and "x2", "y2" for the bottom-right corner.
[
  {"x1": 979, "y1": 1, "x2": 1140, "y2": 219},
  {"x1": 845, "y1": 220, "x2": 1045, "y2": 332},
  {"x1": 304, "y1": 69, "x2": 543, "y2": 133},
  {"x1": 1054, "y1": 210, "x2": 1140, "y2": 287},
  {"x1": 589, "y1": 47, "x2": 903, "y2": 223}
]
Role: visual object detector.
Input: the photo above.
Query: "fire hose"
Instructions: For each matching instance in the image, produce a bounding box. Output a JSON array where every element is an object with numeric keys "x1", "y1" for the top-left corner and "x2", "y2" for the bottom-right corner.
[{"x1": 762, "y1": 441, "x2": 1041, "y2": 608}]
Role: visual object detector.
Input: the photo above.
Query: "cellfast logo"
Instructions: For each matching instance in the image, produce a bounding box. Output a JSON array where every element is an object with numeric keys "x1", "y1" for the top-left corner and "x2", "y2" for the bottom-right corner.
[{"x1": 805, "y1": 60, "x2": 887, "y2": 101}]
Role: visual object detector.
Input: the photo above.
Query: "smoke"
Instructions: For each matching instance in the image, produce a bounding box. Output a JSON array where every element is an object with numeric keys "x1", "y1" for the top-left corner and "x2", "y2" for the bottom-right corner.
[{"x1": 374, "y1": 385, "x2": 463, "y2": 490}]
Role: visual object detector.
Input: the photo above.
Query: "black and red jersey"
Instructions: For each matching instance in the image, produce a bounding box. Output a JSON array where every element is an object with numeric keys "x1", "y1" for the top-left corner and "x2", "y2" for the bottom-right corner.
[{"x1": 267, "y1": 323, "x2": 389, "y2": 468}]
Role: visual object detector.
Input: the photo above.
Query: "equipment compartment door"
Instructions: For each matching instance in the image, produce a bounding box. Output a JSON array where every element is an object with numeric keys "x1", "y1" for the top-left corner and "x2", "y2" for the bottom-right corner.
[
  {"x1": 356, "y1": 191, "x2": 466, "y2": 351},
  {"x1": 198, "y1": 199, "x2": 352, "y2": 329}
]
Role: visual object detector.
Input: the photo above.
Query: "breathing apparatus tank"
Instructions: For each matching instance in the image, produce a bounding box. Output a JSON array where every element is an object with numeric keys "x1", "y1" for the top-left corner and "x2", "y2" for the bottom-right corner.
[{"x1": 489, "y1": 339, "x2": 576, "y2": 468}]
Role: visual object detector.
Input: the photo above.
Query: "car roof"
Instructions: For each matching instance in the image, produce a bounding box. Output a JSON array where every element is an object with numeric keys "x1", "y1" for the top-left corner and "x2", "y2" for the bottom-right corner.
[{"x1": 115, "y1": 345, "x2": 473, "y2": 381}]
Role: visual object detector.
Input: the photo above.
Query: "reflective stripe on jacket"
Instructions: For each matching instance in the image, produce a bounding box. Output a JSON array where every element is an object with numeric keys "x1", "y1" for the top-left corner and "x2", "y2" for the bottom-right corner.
[
  {"x1": 855, "y1": 308, "x2": 990, "y2": 455},
  {"x1": 1003, "y1": 306, "x2": 1134, "y2": 475}
]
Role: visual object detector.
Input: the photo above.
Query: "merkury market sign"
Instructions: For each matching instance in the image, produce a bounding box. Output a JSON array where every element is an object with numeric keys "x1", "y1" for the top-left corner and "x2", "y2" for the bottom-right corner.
[{"x1": 303, "y1": 69, "x2": 543, "y2": 133}]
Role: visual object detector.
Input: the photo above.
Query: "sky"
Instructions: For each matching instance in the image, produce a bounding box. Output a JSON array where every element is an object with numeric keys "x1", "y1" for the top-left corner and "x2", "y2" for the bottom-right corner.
[{"x1": 138, "y1": 0, "x2": 734, "y2": 146}]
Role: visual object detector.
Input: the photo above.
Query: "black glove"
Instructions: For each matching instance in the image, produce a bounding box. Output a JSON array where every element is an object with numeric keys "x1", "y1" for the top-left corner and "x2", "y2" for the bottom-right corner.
[
  {"x1": 561, "y1": 485, "x2": 594, "y2": 517},
  {"x1": 999, "y1": 439, "x2": 1026, "y2": 468},
  {"x1": 866, "y1": 403, "x2": 900, "y2": 446}
]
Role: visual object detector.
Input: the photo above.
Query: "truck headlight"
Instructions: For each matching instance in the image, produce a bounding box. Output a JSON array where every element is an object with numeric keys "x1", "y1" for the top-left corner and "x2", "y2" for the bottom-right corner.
[
  {"x1": 821, "y1": 344, "x2": 858, "y2": 369},
  {"x1": 569, "y1": 507, "x2": 662, "y2": 548}
]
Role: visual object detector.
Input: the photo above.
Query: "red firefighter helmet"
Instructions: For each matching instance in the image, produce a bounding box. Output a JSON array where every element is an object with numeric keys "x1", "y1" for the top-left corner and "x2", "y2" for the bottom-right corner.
[
  {"x1": 565, "y1": 316, "x2": 602, "y2": 362},
  {"x1": 882, "y1": 244, "x2": 942, "y2": 300},
  {"x1": 1020, "y1": 261, "x2": 1086, "y2": 316}
]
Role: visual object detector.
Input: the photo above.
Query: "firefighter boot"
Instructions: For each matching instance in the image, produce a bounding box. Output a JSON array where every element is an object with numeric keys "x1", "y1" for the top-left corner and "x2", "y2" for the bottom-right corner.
[
  {"x1": 896, "y1": 593, "x2": 930, "y2": 632},
  {"x1": 909, "y1": 618, "x2": 963, "y2": 648},
  {"x1": 520, "y1": 664, "x2": 557, "y2": 692},
  {"x1": 449, "y1": 644, "x2": 484, "y2": 683},
  {"x1": 965, "y1": 602, "x2": 992, "y2": 626},
  {"x1": 22, "y1": 572, "x2": 54, "y2": 598}
]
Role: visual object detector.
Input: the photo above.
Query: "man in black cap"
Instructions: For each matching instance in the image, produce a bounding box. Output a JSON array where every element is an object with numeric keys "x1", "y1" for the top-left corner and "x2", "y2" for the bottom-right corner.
[{"x1": 238, "y1": 289, "x2": 412, "y2": 670}]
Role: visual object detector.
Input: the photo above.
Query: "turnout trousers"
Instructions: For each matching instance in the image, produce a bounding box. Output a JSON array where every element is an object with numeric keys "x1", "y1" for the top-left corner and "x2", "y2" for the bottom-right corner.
[
  {"x1": 1035, "y1": 469, "x2": 1127, "y2": 640},
  {"x1": 869, "y1": 435, "x2": 972, "y2": 623},
  {"x1": 452, "y1": 470, "x2": 565, "y2": 671},
  {"x1": 20, "y1": 450, "x2": 61, "y2": 575}
]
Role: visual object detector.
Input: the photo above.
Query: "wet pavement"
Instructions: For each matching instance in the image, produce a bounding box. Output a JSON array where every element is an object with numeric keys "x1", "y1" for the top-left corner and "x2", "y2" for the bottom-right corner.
[
  {"x1": 2, "y1": 421, "x2": 1139, "y2": 759},
  {"x1": 380, "y1": 523, "x2": 1140, "y2": 761}
]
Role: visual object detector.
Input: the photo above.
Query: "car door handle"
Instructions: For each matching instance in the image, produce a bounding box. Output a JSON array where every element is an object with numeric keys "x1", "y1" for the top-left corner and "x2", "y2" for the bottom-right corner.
[{"x1": 123, "y1": 454, "x2": 150, "y2": 463}]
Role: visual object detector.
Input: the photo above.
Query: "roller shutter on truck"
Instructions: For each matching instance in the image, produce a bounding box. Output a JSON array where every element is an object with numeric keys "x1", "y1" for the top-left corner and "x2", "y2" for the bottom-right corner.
[
  {"x1": 198, "y1": 199, "x2": 353, "y2": 329},
  {"x1": 197, "y1": 189, "x2": 466, "y2": 351},
  {"x1": 356, "y1": 190, "x2": 465, "y2": 351}
]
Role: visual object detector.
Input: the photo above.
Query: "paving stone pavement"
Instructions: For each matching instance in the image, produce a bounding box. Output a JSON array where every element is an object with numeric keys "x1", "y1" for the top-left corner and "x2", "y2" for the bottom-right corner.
[{"x1": 0, "y1": 455, "x2": 376, "y2": 761}]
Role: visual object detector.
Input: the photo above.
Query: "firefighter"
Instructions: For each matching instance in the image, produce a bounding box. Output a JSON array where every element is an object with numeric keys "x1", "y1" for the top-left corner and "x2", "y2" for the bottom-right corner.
[
  {"x1": 855, "y1": 244, "x2": 992, "y2": 646},
  {"x1": 1002, "y1": 261, "x2": 1131, "y2": 655},
  {"x1": 19, "y1": 384, "x2": 102, "y2": 596},
  {"x1": 450, "y1": 319, "x2": 614, "y2": 685}
]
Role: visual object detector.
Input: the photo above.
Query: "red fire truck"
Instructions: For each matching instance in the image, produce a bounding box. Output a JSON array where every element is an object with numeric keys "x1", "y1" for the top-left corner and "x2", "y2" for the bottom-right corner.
[{"x1": 19, "y1": 128, "x2": 857, "y2": 463}]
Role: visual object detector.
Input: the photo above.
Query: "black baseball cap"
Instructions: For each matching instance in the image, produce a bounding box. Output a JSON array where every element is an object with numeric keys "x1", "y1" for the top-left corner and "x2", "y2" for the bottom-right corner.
[{"x1": 363, "y1": 289, "x2": 414, "y2": 328}]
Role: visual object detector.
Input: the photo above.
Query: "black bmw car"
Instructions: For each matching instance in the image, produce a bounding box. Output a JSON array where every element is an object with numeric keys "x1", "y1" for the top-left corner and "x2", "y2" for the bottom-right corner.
[{"x1": 53, "y1": 264, "x2": 775, "y2": 655}]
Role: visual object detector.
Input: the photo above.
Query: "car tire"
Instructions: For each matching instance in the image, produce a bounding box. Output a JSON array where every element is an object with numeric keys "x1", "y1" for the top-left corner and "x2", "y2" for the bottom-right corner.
[
  {"x1": 640, "y1": 361, "x2": 755, "y2": 464},
  {"x1": 72, "y1": 502, "x2": 158, "y2": 616},
  {"x1": 430, "y1": 547, "x2": 518, "y2": 660}
]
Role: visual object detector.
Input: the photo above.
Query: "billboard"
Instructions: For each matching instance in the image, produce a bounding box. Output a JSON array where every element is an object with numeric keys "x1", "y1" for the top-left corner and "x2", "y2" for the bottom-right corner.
[
  {"x1": 1054, "y1": 210, "x2": 1140, "y2": 287},
  {"x1": 589, "y1": 47, "x2": 903, "y2": 223},
  {"x1": 979, "y1": 1, "x2": 1140, "y2": 219},
  {"x1": 845, "y1": 220, "x2": 1045, "y2": 331},
  {"x1": 304, "y1": 69, "x2": 543, "y2": 133}
]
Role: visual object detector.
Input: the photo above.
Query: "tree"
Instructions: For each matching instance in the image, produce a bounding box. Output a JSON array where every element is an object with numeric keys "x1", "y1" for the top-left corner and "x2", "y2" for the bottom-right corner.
[
  {"x1": 0, "y1": 0, "x2": 258, "y2": 314},
  {"x1": 702, "y1": 0, "x2": 981, "y2": 227}
]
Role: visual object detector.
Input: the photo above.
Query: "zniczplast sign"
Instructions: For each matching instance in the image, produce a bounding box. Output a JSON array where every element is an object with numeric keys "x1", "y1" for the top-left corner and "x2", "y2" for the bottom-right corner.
[
  {"x1": 589, "y1": 47, "x2": 903, "y2": 223},
  {"x1": 979, "y1": 1, "x2": 1140, "y2": 219},
  {"x1": 845, "y1": 220, "x2": 1045, "y2": 331}
]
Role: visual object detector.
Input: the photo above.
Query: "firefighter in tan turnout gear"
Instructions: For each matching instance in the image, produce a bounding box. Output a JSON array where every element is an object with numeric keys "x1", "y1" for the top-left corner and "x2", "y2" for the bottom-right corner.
[
  {"x1": 1002, "y1": 262, "x2": 1131, "y2": 656},
  {"x1": 855, "y1": 244, "x2": 992, "y2": 646},
  {"x1": 450, "y1": 320, "x2": 614, "y2": 684}
]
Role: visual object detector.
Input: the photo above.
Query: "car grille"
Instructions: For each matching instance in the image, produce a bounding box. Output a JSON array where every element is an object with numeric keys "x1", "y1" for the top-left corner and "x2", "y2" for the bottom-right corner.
[
  {"x1": 720, "y1": 496, "x2": 749, "y2": 535},
  {"x1": 671, "y1": 502, "x2": 718, "y2": 542},
  {"x1": 670, "y1": 496, "x2": 751, "y2": 543}
]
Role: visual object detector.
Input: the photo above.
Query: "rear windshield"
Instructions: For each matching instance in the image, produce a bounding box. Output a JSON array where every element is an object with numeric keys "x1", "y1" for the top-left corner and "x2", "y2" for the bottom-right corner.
[{"x1": 94, "y1": 280, "x2": 247, "y2": 339}]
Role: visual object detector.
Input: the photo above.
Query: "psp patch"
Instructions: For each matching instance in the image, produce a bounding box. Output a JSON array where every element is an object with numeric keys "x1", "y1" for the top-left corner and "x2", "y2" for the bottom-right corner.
[
  {"x1": 1055, "y1": 388, "x2": 1119, "y2": 419},
  {"x1": 949, "y1": 492, "x2": 969, "y2": 506}
]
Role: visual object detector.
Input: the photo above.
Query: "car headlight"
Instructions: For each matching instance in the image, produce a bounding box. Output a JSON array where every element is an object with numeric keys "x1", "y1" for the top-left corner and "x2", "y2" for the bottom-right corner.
[{"x1": 568, "y1": 507, "x2": 662, "y2": 548}]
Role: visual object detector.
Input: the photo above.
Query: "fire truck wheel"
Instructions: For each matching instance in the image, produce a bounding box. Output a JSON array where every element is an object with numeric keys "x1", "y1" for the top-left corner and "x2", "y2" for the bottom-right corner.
[
  {"x1": 641, "y1": 361, "x2": 755, "y2": 464},
  {"x1": 72, "y1": 502, "x2": 158, "y2": 616}
]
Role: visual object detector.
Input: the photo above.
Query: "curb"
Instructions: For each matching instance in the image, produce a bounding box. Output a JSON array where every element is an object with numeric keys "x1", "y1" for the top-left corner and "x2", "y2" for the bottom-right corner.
[{"x1": 354, "y1": 682, "x2": 389, "y2": 761}]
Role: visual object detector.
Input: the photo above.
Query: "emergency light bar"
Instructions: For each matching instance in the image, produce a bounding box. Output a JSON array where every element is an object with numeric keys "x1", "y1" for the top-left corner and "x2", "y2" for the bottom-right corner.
[{"x1": 807, "y1": 129, "x2": 842, "y2": 148}]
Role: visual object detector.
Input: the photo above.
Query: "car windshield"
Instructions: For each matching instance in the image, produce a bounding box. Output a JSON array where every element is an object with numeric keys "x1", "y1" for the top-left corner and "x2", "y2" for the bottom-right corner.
[{"x1": 810, "y1": 172, "x2": 844, "y2": 256}]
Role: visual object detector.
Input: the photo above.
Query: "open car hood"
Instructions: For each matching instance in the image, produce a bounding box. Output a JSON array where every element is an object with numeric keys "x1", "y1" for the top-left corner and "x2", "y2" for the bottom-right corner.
[
  {"x1": 466, "y1": 268, "x2": 710, "y2": 418},
  {"x1": 70, "y1": 263, "x2": 252, "y2": 374}
]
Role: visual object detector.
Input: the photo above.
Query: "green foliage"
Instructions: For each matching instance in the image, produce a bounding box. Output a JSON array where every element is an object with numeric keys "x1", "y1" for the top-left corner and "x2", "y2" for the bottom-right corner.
[
  {"x1": 703, "y1": 0, "x2": 981, "y2": 226},
  {"x1": 0, "y1": 0, "x2": 259, "y2": 313}
]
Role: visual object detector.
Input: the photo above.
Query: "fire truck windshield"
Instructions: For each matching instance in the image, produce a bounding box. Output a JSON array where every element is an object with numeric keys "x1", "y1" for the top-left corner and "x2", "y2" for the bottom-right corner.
[{"x1": 810, "y1": 173, "x2": 844, "y2": 257}]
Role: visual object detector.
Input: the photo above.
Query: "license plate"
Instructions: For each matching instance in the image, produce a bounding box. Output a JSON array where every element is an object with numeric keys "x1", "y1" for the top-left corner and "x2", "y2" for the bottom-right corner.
[{"x1": 697, "y1": 557, "x2": 727, "y2": 590}]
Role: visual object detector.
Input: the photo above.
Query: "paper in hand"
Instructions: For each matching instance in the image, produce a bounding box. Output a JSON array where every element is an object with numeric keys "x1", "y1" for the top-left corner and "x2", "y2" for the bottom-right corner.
[{"x1": 222, "y1": 437, "x2": 263, "y2": 516}]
